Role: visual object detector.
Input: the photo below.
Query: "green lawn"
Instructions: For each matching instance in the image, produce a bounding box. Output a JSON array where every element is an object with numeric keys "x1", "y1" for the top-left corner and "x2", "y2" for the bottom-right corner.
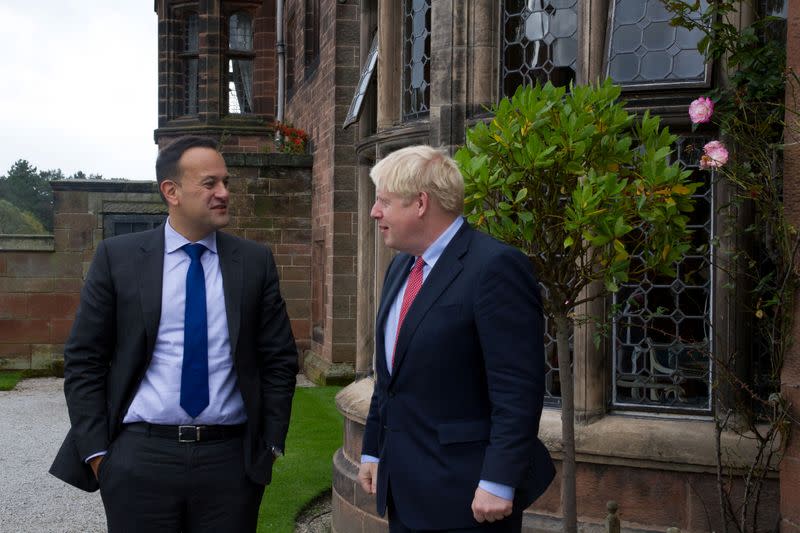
[
  {"x1": 0, "y1": 371, "x2": 25, "y2": 391},
  {"x1": 258, "y1": 385, "x2": 343, "y2": 533}
]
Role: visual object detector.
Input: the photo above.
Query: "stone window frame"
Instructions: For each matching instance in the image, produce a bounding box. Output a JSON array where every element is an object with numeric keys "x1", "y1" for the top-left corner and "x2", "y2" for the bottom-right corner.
[
  {"x1": 166, "y1": 3, "x2": 202, "y2": 120},
  {"x1": 103, "y1": 214, "x2": 166, "y2": 239}
]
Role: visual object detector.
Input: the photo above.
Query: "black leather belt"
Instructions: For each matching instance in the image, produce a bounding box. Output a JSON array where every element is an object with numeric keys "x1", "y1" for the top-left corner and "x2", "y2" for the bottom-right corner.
[{"x1": 124, "y1": 422, "x2": 246, "y2": 442}]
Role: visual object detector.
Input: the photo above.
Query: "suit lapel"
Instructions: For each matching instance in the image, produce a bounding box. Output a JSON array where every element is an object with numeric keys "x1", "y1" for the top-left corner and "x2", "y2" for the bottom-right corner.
[
  {"x1": 390, "y1": 224, "x2": 472, "y2": 382},
  {"x1": 375, "y1": 254, "x2": 414, "y2": 377},
  {"x1": 217, "y1": 232, "x2": 243, "y2": 356},
  {"x1": 139, "y1": 226, "x2": 165, "y2": 358}
]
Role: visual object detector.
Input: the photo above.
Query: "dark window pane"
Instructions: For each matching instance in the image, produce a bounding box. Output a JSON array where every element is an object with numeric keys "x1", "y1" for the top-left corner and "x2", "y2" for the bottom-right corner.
[
  {"x1": 184, "y1": 58, "x2": 198, "y2": 115},
  {"x1": 229, "y1": 13, "x2": 253, "y2": 51},
  {"x1": 185, "y1": 13, "x2": 199, "y2": 53}
]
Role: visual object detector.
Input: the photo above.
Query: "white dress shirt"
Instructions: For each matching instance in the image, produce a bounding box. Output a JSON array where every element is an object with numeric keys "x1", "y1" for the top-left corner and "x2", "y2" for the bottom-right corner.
[{"x1": 122, "y1": 219, "x2": 246, "y2": 425}]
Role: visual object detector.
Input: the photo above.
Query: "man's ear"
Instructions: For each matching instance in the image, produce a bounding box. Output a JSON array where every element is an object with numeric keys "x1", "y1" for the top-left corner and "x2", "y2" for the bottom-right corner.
[
  {"x1": 417, "y1": 191, "x2": 429, "y2": 217},
  {"x1": 160, "y1": 179, "x2": 180, "y2": 207}
]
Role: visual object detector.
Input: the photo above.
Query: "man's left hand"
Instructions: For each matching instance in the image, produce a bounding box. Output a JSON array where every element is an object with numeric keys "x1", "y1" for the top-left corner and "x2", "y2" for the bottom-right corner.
[{"x1": 471, "y1": 487, "x2": 513, "y2": 523}]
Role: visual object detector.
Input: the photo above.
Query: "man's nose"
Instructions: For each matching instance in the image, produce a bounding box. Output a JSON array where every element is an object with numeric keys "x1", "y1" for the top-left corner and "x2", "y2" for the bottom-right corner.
[{"x1": 370, "y1": 202, "x2": 380, "y2": 219}]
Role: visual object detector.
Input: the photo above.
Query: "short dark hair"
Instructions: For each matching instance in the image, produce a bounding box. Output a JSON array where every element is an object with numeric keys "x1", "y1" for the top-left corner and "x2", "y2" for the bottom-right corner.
[{"x1": 155, "y1": 136, "x2": 219, "y2": 186}]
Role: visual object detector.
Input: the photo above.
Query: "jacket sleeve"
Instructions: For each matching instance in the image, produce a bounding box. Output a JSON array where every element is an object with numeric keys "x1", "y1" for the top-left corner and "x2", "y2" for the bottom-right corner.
[
  {"x1": 475, "y1": 247, "x2": 546, "y2": 487},
  {"x1": 63, "y1": 240, "x2": 116, "y2": 461},
  {"x1": 256, "y1": 244, "x2": 300, "y2": 452},
  {"x1": 361, "y1": 373, "x2": 385, "y2": 457}
]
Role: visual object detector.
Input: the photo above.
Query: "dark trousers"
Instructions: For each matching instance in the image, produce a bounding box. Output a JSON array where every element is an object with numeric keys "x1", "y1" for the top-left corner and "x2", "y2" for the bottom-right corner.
[
  {"x1": 98, "y1": 426, "x2": 265, "y2": 533},
  {"x1": 387, "y1": 490, "x2": 523, "y2": 533}
]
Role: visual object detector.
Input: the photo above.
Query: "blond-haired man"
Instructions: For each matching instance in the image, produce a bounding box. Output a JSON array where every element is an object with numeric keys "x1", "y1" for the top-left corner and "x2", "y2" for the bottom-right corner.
[{"x1": 358, "y1": 145, "x2": 554, "y2": 532}]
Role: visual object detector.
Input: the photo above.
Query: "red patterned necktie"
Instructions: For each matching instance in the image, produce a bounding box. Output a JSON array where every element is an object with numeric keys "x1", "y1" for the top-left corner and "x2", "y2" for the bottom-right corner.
[{"x1": 392, "y1": 256, "x2": 426, "y2": 369}]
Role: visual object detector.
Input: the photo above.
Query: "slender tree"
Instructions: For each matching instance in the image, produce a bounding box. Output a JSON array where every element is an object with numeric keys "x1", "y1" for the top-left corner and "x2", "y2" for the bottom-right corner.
[{"x1": 456, "y1": 80, "x2": 699, "y2": 533}]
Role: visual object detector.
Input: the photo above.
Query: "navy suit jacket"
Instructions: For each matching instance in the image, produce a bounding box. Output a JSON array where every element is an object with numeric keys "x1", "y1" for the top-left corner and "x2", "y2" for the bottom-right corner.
[
  {"x1": 362, "y1": 223, "x2": 555, "y2": 530},
  {"x1": 49, "y1": 225, "x2": 299, "y2": 492}
]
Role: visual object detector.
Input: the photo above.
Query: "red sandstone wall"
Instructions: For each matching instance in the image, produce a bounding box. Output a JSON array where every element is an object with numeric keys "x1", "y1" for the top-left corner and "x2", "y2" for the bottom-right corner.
[{"x1": 284, "y1": 0, "x2": 360, "y2": 370}]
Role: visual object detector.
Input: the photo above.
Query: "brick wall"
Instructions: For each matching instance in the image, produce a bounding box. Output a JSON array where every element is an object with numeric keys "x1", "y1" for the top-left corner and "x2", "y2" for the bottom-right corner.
[
  {"x1": 224, "y1": 152, "x2": 313, "y2": 354},
  {"x1": 0, "y1": 152, "x2": 312, "y2": 370},
  {"x1": 0, "y1": 181, "x2": 163, "y2": 370},
  {"x1": 284, "y1": 0, "x2": 360, "y2": 382}
]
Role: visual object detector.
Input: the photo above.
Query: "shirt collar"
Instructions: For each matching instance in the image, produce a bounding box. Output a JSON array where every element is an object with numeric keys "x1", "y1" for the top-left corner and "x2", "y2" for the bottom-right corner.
[
  {"x1": 164, "y1": 217, "x2": 218, "y2": 254},
  {"x1": 419, "y1": 216, "x2": 464, "y2": 269}
]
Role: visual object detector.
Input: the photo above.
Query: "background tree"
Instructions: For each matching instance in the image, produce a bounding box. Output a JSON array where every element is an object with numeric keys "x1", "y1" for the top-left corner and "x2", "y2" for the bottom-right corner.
[
  {"x1": 0, "y1": 199, "x2": 47, "y2": 234},
  {"x1": 455, "y1": 80, "x2": 699, "y2": 533},
  {"x1": 0, "y1": 161, "x2": 106, "y2": 233},
  {"x1": 0, "y1": 160, "x2": 53, "y2": 231}
]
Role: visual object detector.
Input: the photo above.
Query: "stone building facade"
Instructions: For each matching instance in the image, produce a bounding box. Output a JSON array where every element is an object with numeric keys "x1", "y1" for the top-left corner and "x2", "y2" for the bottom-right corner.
[{"x1": 1, "y1": 0, "x2": 798, "y2": 530}]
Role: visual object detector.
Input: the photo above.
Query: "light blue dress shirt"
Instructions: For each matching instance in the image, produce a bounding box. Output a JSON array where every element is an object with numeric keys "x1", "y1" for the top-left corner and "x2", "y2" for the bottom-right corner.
[
  {"x1": 362, "y1": 216, "x2": 514, "y2": 502},
  {"x1": 122, "y1": 219, "x2": 247, "y2": 425}
]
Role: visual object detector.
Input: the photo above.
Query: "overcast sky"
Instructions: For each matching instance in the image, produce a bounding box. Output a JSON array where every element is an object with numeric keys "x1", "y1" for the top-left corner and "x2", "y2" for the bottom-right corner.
[{"x1": 0, "y1": 2, "x2": 158, "y2": 181}]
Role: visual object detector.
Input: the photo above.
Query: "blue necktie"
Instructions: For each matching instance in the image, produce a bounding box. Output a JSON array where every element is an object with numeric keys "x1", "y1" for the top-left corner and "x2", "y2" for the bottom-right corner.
[{"x1": 181, "y1": 243, "x2": 209, "y2": 418}]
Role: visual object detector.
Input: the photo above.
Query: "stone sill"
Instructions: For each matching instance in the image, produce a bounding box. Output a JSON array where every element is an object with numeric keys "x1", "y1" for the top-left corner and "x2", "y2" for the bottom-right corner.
[
  {"x1": 0, "y1": 234, "x2": 55, "y2": 252},
  {"x1": 50, "y1": 180, "x2": 157, "y2": 193},
  {"x1": 336, "y1": 378, "x2": 779, "y2": 474}
]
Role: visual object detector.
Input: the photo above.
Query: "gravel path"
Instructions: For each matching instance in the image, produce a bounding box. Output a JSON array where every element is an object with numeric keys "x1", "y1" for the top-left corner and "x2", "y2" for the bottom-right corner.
[
  {"x1": 0, "y1": 378, "x2": 106, "y2": 532},
  {"x1": 0, "y1": 375, "x2": 321, "y2": 532}
]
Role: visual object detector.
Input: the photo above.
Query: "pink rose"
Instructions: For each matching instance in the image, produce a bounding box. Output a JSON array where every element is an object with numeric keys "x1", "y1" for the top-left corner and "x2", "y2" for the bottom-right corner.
[
  {"x1": 699, "y1": 140, "x2": 728, "y2": 169},
  {"x1": 689, "y1": 96, "x2": 714, "y2": 124}
]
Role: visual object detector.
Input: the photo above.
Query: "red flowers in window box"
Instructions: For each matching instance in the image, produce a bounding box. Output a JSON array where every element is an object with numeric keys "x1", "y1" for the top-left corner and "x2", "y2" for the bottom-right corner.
[{"x1": 274, "y1": 122, "x2": 309, "y2": 154}]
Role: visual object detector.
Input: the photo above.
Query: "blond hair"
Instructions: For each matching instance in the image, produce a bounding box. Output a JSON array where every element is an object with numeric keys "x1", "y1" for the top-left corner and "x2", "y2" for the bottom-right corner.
[{"x1": 370, "y1": 145, "x2": 464, "y2": 214}]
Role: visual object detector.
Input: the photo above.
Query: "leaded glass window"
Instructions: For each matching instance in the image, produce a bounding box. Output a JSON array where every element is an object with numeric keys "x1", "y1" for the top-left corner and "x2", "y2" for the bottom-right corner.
[
  {"x1": 228, "y1": 12, "x2": 254, "y2": 114},
  {"x1": 542, "y1": 286, "x2": 564, "y2": 406},
  {"x1": 613, "y1": 136, "x2": 713, "y2": 412},
  {"x1": 607, "y1": 0, "x2": 709, "y2": 88},
  {"x1": 402, "y1": 0, "x2": 430, "y2": 121},
  {"x1": 502, "y1": 0, "x2": 577, "y2": 98},
  {"x1": 183, "y1": 13, "x2": 199, "y2": 116}
]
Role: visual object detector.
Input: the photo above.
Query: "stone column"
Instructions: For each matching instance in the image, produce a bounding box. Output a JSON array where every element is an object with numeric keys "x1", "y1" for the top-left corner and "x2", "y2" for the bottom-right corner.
[{"x1": 781, "y1": 1, "x2": 800, "y2": 530}]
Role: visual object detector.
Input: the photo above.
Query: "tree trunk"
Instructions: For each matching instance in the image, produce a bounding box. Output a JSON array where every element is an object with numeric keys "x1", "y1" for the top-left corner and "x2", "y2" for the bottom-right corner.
[{"x1": 555, "y1": 314, "x2": 577, "y2": 533}]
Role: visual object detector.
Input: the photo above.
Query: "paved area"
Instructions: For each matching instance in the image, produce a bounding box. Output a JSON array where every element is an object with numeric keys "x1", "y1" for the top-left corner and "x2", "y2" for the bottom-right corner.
[
  {"x1": 0, "y1": 378, "x2": 106, "y2": 532},
  {"x1": 0, "y1": 375, "x2": 321, "y2": 533}
]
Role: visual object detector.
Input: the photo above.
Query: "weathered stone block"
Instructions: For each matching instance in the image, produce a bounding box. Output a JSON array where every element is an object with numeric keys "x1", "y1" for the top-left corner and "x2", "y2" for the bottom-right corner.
[{"x1": 0, "y1": 319, "x2": 50, "y2": 343}]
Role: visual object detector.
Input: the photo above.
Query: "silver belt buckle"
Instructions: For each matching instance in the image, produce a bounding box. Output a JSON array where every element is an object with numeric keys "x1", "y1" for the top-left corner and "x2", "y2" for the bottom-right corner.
[{"x1": 178, "y1": 425, "x2": 201, "y2": 442}]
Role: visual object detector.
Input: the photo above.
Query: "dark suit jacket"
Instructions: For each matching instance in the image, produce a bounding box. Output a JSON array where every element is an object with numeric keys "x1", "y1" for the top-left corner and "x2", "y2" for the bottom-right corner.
[
  {"x1": 50, "y1": 225, "x2": 299, "y2": 492},
  {"x1": 361, "y1": 223, "x2": 555, "y2": 530}
]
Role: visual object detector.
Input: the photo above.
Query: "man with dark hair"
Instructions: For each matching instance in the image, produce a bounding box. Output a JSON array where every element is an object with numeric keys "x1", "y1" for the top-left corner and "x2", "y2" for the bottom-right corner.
[{"x1": 50, "y1": 136, "x2": 299, "y2": 532}]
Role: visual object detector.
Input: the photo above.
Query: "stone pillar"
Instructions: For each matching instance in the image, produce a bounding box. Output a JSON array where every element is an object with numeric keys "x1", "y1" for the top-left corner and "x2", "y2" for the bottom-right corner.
[
  {"x1": 376, "y1": 0, "x2": 401, "y2": 130},
  {"x1": 780, "y1": 1, "x2": 800, "y2": 530}
]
